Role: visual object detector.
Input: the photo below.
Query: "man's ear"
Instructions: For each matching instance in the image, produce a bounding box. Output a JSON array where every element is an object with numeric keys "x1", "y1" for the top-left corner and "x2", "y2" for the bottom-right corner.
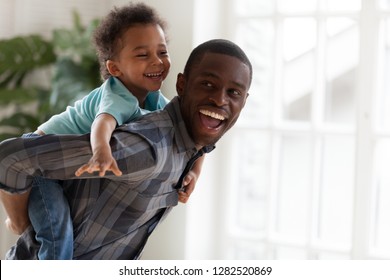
[
  {"x1": 176, "y1": 73, "x2": 186, "y2": 97},
  {"x1": 106, "y1": 60, "x2": 121, "y2": 77},
  {"x1": 242, "y1": 92, "x2": 249, "y2": 107}
]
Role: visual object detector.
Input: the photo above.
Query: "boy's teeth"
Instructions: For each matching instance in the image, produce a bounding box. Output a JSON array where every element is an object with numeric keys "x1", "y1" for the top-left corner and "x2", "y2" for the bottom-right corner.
[
  {"x1": 145, "y1": 73, "x2": 161, "y2": 77},
  {"x1": 200, "y1": 109, "x2": 225, "y2": 120}
]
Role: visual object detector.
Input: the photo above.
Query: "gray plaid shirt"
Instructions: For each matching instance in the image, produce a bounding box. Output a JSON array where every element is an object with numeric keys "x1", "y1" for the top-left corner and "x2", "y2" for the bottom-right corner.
[{"x1": 0, "y1": 97, "x2": 213, "y2": 259}]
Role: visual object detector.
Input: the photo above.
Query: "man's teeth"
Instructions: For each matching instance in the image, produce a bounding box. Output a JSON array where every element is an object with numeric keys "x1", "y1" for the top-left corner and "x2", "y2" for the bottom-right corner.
[{"x1": 200, "y1": 109, "x2": 225, "y2": 120}]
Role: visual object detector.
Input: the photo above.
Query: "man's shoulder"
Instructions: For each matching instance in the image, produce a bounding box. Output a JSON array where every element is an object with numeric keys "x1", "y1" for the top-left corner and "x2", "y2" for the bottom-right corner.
[
  {"x1": 117, "y1": 109, "x2": 173, "y2": 137},
  {"x1": 115, "y1": 98, "x2": 182, "y2": 146}
]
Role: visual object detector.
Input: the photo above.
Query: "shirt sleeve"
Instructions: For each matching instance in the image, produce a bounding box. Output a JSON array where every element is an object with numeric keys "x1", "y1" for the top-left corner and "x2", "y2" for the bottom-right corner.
[
  {"x1": 0, "y1": 132, "x2": 158, "y2": 194},
  {"x1": 144, "y1": 90, "x2": 170, "y2": 111},
  {"x1": 97, "y1": 77, "x2": 141, "y2": 125},
  {"x1": 38, "y1": 87, "x2": 102, "y2": 135},
  {"x1": 0, "y1": 135, "x2": 90, "y2": 193}
]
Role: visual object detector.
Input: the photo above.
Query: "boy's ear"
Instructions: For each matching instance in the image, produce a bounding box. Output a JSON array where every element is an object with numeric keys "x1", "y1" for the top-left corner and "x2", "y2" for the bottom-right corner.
[
  {"x1": 106, "y1": 60, "x2": 121, "y2": 77},
  {"x1": 176, "y1": 73, "x2": 186, "y2": 97}
]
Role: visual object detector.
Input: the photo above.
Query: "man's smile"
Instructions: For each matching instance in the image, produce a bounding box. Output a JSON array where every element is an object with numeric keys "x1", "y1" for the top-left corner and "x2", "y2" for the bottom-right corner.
[
  {"x1": 199, "y1": 109, "x2": 226, "y2": 129},
  {"x1": 199, "y1": 109, "x2": 225, "y2": 120}
]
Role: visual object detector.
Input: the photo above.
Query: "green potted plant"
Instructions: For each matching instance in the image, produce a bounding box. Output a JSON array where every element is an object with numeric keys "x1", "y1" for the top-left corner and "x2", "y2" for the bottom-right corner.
[{"x1": 0, "y1": 11, "x2": 101, "y2": 141}]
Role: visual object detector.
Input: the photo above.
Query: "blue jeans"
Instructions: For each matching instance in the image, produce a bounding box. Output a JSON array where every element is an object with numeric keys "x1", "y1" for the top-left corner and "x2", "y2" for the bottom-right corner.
[{"x1": 23, "y1": 133, "x2": 73, "y2": 259}]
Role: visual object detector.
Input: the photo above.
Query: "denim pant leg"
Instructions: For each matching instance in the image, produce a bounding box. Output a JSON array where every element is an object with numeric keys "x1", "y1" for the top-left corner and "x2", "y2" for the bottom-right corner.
[{"x1": 28, "y1": 175, "x2": 74, "y2": 259}]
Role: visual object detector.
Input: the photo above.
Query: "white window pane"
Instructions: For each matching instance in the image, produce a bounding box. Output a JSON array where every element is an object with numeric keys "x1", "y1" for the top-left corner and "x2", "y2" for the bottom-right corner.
[
  {"x1": 274, "y1": 246, "x2": 307, "y2": 259},
  {"x1": 327, "y1": 17, "x2": 356, "y2": 37},
  {"x1": 275, "y1": 134, "x2": 312, "y2": 239},
  {"x1": 235, "y1": 0, "x2": 274, "y2": 16},
  {"x1": 229, "y1": 241, "x2": 268, "y2": 259},
  {"x1": 317, "y1": 252, "x2": 350, "y2": 259},
  {"x1": 230, "y1": 130, "x2": 271, "y2": 232},
  {"x1": 283, "y1": 18, "x2": 317, "y2": 61},
  {"x1": 282, "y1": 18, "x2": 316, "y2": 122},
  {"x1": 317, "y1": 135, "x2": 355, "y2": 246},
  {"x1": 376, "y1": 18, "x2": 390, "y2": 131},
  {"x1": 283, "y1": 52, "x2": 315, "y2": 121},
  {"x1": 278, "y1": 0, "x2": 317, "y2": 13},
  {"x1": 371, "y1": 139, "x2": 390, "y2": 252},
  {"x1": 325, "y1": 18, "x2": 358, "y2": 125},
  {"x1": 323, "y1": 0, "x2": 361, "y2": 11},
  {"x1": 387, "y1": 18, "x2": 390, "y2": 46},
  {"x1": 236, "y1": 20, "x2": 275, "y2": 127},
  {"x1": 378, "y1": 0, "x2": 390, "y2": 10}
]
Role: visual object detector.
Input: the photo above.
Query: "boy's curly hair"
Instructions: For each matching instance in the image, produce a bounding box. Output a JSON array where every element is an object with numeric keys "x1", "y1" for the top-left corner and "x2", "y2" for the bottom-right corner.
[{"x1": 93, "y1": 2, "x2": 168, "y2": 80}]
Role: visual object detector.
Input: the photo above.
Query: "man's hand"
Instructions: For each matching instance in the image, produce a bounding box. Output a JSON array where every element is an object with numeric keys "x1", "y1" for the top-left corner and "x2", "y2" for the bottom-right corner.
[
  {"x1": 178, "y1": 170, "x2": 198, "y2": 203},
  {"x1": 75, "y1": 149, "x2": 122, "y2": 177}
]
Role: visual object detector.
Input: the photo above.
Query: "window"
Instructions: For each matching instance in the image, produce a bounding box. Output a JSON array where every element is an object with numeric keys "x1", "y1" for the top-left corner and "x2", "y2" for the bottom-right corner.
[{"x1": 225, "y1": 0, "x2": 390, "y2": 259}]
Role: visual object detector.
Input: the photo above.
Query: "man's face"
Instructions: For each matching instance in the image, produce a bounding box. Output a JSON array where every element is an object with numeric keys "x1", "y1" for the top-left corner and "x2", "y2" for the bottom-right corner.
[{"x1": 177, "y1": 52, "x2": 250, "y2": 148}]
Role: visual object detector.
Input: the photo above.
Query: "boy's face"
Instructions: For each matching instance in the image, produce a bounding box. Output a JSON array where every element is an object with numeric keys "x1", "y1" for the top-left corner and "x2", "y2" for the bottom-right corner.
[
  {"x1": 107, "y1": 24, "x2": 171, "y2": 101},
  {"x1": 177, "y1": 52, "x2": 250, "y2": 148}
]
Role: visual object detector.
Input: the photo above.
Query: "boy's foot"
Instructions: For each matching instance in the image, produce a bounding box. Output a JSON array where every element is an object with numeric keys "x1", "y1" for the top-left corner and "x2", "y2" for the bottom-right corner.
[{"x1": 5, "y1": 217, "x2": 30, "y2": 235}]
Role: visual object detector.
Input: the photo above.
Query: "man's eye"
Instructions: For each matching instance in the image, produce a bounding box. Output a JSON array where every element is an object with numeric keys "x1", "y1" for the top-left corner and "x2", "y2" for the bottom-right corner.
[
  {"x1": 136, "y1": 54, "x2": 147, "y2": 57},
  {"x1": 202, "y1": 81, "x2": 213, "y2": 87},
  {"x1": 228, "y1": 89, "x2": 241, "y2": 96}
]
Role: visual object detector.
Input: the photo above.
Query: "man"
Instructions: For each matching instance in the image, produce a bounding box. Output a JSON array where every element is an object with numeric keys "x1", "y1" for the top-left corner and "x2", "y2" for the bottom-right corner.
[{"x1": 0, "y1": 39, "x2": 252, "y2": 259}]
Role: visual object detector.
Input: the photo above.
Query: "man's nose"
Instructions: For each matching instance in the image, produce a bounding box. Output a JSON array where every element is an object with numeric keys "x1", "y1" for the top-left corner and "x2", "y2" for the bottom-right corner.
[{"x1": 209, "y1": 89, "x2": 228, "y2": 106}]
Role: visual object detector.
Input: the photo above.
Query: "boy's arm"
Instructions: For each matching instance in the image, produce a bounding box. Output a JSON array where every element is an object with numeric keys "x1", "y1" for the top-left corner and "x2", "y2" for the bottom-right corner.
[
  {"x1": 75, "y1": 113, "x2": 122, "y2": 177},
  {"x1": 178, "y1": 154, "x2": 205, "y2": 203}
]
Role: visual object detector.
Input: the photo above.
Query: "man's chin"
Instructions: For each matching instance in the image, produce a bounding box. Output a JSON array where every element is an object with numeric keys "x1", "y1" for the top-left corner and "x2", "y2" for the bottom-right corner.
[{"x1": 193, "y1": 134, "x2": 222, "y2": 148}]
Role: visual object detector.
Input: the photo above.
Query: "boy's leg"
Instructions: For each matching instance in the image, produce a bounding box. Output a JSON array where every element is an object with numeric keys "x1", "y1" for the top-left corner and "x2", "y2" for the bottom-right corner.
[
  {"x1": 0, "y1": 189, "x2": 31, "y2": 235},
  {"x1": 28, "y1": 177, "x2": 73, "y2": 260},
  {"x1": 0, "y1": 132, "x2": 37, "y2": 234}
]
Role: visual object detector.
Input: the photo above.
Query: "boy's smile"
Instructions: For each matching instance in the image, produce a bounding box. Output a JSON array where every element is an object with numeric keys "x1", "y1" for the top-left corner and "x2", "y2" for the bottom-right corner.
[{"x1": 107, "y1": 23, "x2": 171, "y2": 103}]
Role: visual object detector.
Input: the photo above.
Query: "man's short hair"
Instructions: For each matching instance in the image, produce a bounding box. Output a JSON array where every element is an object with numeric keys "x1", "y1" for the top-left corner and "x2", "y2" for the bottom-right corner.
[{"x1": 183, "y1": 39, "x2": 253, "y2": 86}]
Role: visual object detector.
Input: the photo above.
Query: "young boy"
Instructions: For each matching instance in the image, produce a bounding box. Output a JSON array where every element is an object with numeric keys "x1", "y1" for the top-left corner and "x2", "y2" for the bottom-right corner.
[{"x1": 0, "y1": 2, "x2": 203, "y2": 259}]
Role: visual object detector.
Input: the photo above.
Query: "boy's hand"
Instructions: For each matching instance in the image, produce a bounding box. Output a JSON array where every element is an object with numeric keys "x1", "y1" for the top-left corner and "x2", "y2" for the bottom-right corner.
[
  {"x1": 75, "y1": 150, "x2": 122, "y2": 177},
  {"x1": 178, "y1": 170, "x2": 198, "y2": 203}
]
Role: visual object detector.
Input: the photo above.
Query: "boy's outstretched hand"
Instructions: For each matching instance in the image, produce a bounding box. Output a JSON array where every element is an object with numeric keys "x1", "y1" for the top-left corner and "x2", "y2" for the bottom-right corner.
[{"x1": 75, "y1": 150, "x2": 122, "y2": 177}]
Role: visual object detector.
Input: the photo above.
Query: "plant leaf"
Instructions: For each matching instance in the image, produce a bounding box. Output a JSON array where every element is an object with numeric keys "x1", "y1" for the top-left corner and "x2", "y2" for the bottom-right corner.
[
  {"x1": 0, "y1": 35, "x2": 55, "y2": 88},
  {"x1": 0, "y1": 112, "x2": 40, "y2": 130},
  {"x1": 0, "y1": 88, "x2": 41, "y2": 105}
]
